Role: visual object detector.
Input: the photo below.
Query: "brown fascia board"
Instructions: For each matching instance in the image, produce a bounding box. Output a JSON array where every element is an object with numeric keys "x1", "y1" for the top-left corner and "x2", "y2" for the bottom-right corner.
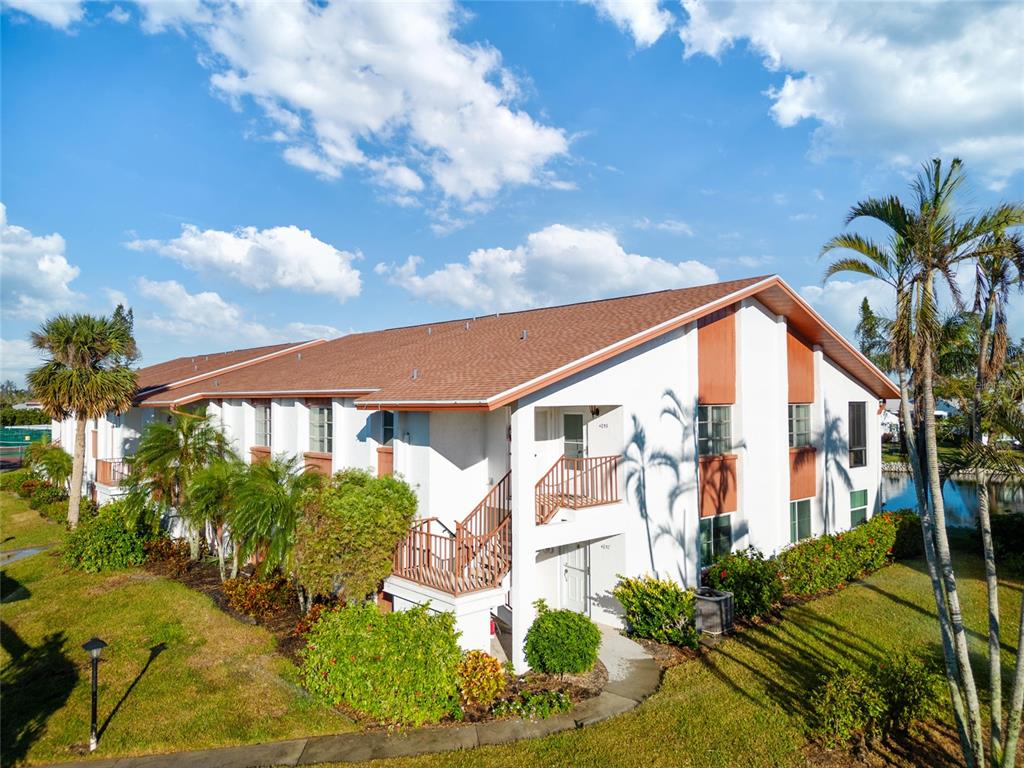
[{"x1": 133, "y1": 339, "x2": 328, "y2": 404}]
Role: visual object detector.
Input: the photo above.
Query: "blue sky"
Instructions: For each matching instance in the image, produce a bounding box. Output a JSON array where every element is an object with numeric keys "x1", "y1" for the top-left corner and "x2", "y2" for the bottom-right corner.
[{"x1": 2, "y1": 0, "x2": 1023, "y2": 384}]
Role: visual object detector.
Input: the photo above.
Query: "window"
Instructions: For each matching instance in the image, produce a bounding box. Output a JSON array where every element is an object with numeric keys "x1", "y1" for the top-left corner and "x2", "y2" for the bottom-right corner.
[
  {"x1": 382, "y1": 411, "x2": 395, "y2": 444},
  {"x1": 563, "y1": 413, "x2": 584, "y2": 458},
  {"x1": 790, "y1": 499, "x2": 811, "y2": 543},
  {"x1": 254, "y1": 402, "x2": 271, "y2": 448},
  {"x1": 850, "y1": 489, "x2": 868, "y2": 526},
  {"x1": 788, "y1": 404, "x2": 811, "y2": 448},
  {"x1": 849, "y1": 401, "x2": 867, "y2": 468},
  {"x1": 309, "y1": 404, "x2": 333, "y2": 453},
  {"x1": 700, "y1": 515, "x2": 732, "y2": 565},
  {"x1": 697, "y1": 405, "x2": 732, "y2": 456}
]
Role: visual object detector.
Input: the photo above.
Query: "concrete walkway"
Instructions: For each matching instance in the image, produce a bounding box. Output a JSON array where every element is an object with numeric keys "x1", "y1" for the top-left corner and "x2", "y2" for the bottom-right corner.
[{"x1": 43, "y1": 625, "x2": 660, "y2": 768}]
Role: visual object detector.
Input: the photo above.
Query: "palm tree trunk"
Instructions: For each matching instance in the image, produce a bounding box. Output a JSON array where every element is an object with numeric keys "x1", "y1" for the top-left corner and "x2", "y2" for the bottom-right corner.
[
  {"x1": 898, "y1": 367, "x2": 972, "y2": 754},
  {"x1": 922, "y1": 342, "x2": 986, "y2": 766},
  {"x1": 1003, "y1": 591, "x2": 1024, "y2": 767},
  {"x1": 68, "y1": 414, "x2": 87, "y2": 529},
  {"x1": 216, "y1": 522, "x2": 227, "y2": 582}
]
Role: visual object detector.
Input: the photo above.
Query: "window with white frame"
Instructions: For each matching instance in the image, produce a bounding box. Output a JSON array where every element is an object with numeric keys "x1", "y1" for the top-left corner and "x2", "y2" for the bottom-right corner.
[
  {"x1": 309, "y1": 403, "x2": 333, "y2": 453},
  {"x1": 849, "y1": 401, "x2": 867, "y2": 468},
  {"x1": 699, "y1": 514, "x2": 732, "y2": 565},
  {"x1": 254, "y1": 402, "x2": 271, "y2": 448},
  {"x1": 850, "y1": 489, "x2": 868, "y2": 526},
  {"x1": 788, "y1": 404, "x2": 811, "y2": 448},
  {"x1": 697, "y1": 405, "x2": 732, "y2": 456},
  {"x1": 790, "y1": 499, "x2": 811, "y2": 543}
]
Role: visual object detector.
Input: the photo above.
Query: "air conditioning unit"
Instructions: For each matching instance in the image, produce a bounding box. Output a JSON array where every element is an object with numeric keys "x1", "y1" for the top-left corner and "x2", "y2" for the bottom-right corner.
[{"x1": 695, "y1": 587, "x2": 734, "y2": 636}]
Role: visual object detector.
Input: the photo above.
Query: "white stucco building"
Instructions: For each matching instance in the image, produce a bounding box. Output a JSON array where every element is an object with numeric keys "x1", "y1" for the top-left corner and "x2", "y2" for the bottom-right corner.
[{"x1": 56, "y1": 275, "x2": 898, "y2": 669}]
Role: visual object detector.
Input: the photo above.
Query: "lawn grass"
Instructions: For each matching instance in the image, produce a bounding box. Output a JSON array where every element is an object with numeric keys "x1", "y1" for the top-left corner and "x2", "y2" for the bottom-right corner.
[
  {"x1": 344, "y1": 553, "x2": 1022, "y2": 768},
  {"x1": 1, "y1": 491, "x2": 65, "y2": 550},
  {"x1": 0, "y1": 492, "x2": 355, "y2": 766}
]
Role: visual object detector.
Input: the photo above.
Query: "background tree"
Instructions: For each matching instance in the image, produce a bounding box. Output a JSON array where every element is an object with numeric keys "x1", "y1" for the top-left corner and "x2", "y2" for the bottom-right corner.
[
  {"x1": 27, "y1": 313, "x2": 138, "y2": 528},
  {"x1": 854, "y1": 297, "x2": 891, "y2": 371},
  {"x1": 294, "y1": 469, "x2": 417, "y2": 612}
]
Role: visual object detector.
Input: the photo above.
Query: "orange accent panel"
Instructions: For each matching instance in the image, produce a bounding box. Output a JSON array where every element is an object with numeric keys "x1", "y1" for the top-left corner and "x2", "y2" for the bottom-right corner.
[
  {"x1": 377, "y1": 446, "x2": 394, "y2": 477},
  {"x1": 698, "y1": 308, "x2": 736, "y2": 404},
  {"x1": 789, "y1": 447, "x2": 817, "y2": 500},
  {"x1": 90, "y1": 430, "x2": 98, "y2": 456},
  {"x1": 303, "y1": 451, "x2": 333, "y2": 475},
  {"x1": 699, "y1": 454, "x2": 738, "y2": 517},
  {"x1": 250, "y1": 446, "x2": 271, "y2": 464},
  {"x1": 787, "y1": 327, "x2": 815, "y2": 403},
  {"x1": 377, "y1": 591, "x2": 394, "y2": 613}
]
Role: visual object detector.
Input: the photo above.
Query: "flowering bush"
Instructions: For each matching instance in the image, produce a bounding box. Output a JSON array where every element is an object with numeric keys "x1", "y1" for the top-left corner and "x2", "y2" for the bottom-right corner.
[
  {"x1": 524, "y1": 599, "x2": 601, "y2": 674},
  {"x1": 491, "y1": 689, "x2": 571, "y2": 720},
  {"x1": 705, "y1": 548, "x2": 783, "y2": 620},
  {"x1": 144, "y1": 538, "x2": 191, "y2": 577},
  {"x1": 291, "y1": 601, "x2": 336, "y2": 637},
  {"x1": 17, "y1": 478, "x2": 40, "y2": 499},
  {"x1": 612, "y1": 574, "x2": 698, "y2": 648},
  {"x1": 301, "y1": 603, "x2": 461, "y2": 726},
  {"x1": 222, "y1": 575, "x2": 290, "y2": 619},
  {"x1": 457, "y1": 650, "x2": 506, "y2": 708}
]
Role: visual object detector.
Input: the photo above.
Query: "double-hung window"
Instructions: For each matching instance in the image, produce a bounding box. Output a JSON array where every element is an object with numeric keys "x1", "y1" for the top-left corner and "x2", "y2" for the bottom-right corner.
[
  {"x1": 790, "y1": 499, "x2": 811, "y2": 543},
  {"x1": 309, "y1": 403, "x2": 333, "y2": 453},
  {"x1": 848, "y1": 401, "x2": 867, "y2": 468},
  {"x1": 697, "y1": 405, "x2": 732, "y2": 456},
  {"x1": 699, "y1": 515, "x2": 732, "y2": 566},
  {"x1": 254, "y1": 402, "x2": 272, "y2": 448},
  {"x1": 788, "y1": 404, "x2": 811, "y2": 448},
  {"x1": 850, "y1": 489, "x2": 868, "y2": 526}
]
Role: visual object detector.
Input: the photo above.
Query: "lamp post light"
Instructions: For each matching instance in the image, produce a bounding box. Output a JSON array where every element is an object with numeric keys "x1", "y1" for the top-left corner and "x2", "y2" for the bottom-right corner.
[{"x1": 82, "y1": 637, "x2": 107, "y2": 752}]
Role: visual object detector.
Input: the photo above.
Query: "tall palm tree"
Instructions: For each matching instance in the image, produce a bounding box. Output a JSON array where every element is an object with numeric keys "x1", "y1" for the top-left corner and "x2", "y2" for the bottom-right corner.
[
  {"x1": 27, "y1": 313, "x2": 138, "y2": 528},
  {"x1": 131, "y1": 408, "x2": 233, "y2": 558},
  {"x1": 188, "y1": 457, "x2": 245, "y2": 580}
]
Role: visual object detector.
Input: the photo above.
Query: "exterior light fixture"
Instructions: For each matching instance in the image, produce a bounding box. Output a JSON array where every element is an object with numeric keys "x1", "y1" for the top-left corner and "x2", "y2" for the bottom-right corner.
[{"x1": 82, "y1": 637, "x2": 107, "y2": 752}]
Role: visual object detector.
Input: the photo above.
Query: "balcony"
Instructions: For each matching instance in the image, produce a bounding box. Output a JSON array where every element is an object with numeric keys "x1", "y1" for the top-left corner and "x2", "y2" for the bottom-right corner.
[
  {"x1": 535, "y1": 455, "x2": 621, "y2": 524},
  {"x1": 95, "y1": 458, "x2": 131, "y2": 487}
]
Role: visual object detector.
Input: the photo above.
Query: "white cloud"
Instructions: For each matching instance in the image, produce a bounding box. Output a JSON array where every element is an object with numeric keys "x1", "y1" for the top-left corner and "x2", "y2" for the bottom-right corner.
[
  {"x1": 127, "y1": 223, "x2": 362, "y2": 302},
  {"x1": 0, "y1": 203, "x2": 82, "y2": 320},
  {"x1": 737, "y1": 255, "x2": 773, "y2": 269},
  {"x1": 138, "y1": 1, "x2": 569, "y2": 205},
  {"x1": 0, "y1": 338, "x2": 43, "y2": 387},
  {"x1": 285, "y1": 321, "x2": 343, "y2": 340},
  {"x1": 788, "y1": 212, "x2": 816, "y2": 222},
  {"x1": 679, "y1": 1, "x2": 1024, "y2": 189},
  {"x1": 3, "y1": 0, "x2": 84, "y2": 28},
  {"x1": 135, "y1": 278, "x2": 272, "y2": 343},
  {"x1": 107, "y1": 5, "x2": 130, "y2": 24},
  {"x1": 583, "y1": 0, "x2": 674, "y2": 47},
  {"x1": 799, "y1": 278, "x2": 894, "y2": 343},
  {"x1": 378, "y1": 223, "x2": 718, "y2": 311},
  {"x1": 634, "y1": 217, "x2": 695, "y2": 236}
]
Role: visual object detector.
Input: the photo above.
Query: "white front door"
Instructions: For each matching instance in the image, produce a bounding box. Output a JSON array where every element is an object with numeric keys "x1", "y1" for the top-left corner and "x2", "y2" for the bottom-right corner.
[{"x1": 560, "y1": 543, "x2": 589, "y2": 614}]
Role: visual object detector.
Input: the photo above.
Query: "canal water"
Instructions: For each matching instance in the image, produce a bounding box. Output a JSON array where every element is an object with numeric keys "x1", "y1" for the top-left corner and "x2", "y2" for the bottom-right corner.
[{"x1": 881, "y1": 472, "x2": 1024, "y2": 528}]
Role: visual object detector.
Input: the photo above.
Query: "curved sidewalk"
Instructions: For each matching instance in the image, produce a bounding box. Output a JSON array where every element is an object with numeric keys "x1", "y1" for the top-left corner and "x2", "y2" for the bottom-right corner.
[{"x1": 44, "y1": 625, "x2": 660, "y2": 768}]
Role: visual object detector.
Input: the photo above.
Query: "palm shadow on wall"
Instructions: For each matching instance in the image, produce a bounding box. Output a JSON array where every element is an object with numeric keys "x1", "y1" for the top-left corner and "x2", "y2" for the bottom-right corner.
[
  {"x1": 801, "y1": 403, "x2": 852, "y2": 533},
  {"x1": 1, "y1": 622, "x2": 79, "y2": 768}
]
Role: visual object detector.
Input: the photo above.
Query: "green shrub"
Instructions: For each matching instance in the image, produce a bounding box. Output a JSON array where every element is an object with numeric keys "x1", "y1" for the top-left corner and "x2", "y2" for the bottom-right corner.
[
  {"x1": 779, "y1": 515, "x2": 897, "y2": 596},
  {"x1": 524, "y1": 600, "x2": 601, "y2": 674},
  {"x1": 705, "y1": 547, "x2": 783, "y2": 620},
  {"x1": 491, "y1": 690, "x2": 571, "y2": 720},
  {"x1": 888, "y1": 511, "x2": 923, "y2": 559},
  {"x1": 28, "y1": 482, "x2": 67, "y2": 510},
  {"x1": 301, "y1": 603, "x2": 462, "y2": 726},
  {"x1": 39, "y1": 500, "x2": 69, "y2": 525},
  {"x1": 0, "y1": 468, "x2": 31, "y2": 491},
  {"x1": 457, "y1": 650, "x2": 506, "y2": 708},
  {"x1": 809, "y1": 651, "x2": 942, "y2": 746},
  {"x1": 0, "y1": 407, "x2": 47, "y2": 426},
  {"x1": 222, "y1": 576, "x2": 290, "y2": 619},
  {"x1": 809, "y1": 667, "x2": 886, "y2": 747},
  {"x1": 63, "y1": 500, "x2": 155, "y2": 572},
  {"x1": 612, "y1": 574, "x2": 698, "y2": 648},
  {"x1": 17, "y1": 478, "x2": 39, "y2": 499}
]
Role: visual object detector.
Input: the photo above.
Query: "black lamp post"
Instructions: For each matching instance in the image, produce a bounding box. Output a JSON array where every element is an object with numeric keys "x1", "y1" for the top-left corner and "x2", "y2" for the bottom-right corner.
[{"x1": 82, "y1": 637, "x2": 107, "y2": 752}]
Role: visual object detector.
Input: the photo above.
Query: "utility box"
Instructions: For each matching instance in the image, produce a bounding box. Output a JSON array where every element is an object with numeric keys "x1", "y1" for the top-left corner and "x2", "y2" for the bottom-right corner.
[{"x1": 695, "y1": 587, "x2": 734, "y2": 636}]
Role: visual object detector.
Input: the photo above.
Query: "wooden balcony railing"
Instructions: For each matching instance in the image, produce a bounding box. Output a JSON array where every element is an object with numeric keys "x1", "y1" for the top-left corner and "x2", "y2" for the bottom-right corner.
[
  {"x1": 393, "y1": 472, "x2": 513, "y2": 596},
  {"x1": 95, "y1": 458, "x2": 131, "y2": 487},
  {"x1": 535, "y1": 455, "x2": 621, "y2": 524}
]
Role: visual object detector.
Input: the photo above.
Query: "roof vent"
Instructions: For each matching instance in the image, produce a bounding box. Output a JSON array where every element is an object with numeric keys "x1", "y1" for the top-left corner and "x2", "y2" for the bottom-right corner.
[
  {"x1": 465, "y1": 321, "x2": 471, "y2": 331},
  {"x1": 520, "y1": 329, "x2": 528, "y2": 340},
  {"x1": 412, "y1": 368, "x2": 420, "y2": 380},
  {"x1": 427, "y1": 326, "x2": 433, "y2": 336},
  {"x1": 213, "y1": 379, "x2": 220, "y2": 387}
]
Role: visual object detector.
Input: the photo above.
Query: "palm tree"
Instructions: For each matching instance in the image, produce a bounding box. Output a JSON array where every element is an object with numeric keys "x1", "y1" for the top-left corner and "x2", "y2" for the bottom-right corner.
[
  {"x1": 27, "y1": 313, "x2": 138, "y2": 528},
  {"x1": 188, "y1": 457, "x2": 245, "y2": 580},
  {"x1": 131, "y1": 408, "x2": 233, "y2": 559},
  {"x1": 228, "y1": 455, "x2": 321, "y2": 598}
]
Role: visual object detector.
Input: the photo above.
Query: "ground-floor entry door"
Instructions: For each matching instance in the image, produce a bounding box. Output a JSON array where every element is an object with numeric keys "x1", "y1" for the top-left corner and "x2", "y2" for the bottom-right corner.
[{"x1": 560, "y1": 543, "x2": 589, "y2": 614}]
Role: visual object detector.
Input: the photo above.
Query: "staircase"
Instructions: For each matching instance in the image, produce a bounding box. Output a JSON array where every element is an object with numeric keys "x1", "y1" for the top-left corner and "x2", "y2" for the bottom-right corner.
[
  {"x1": 534, "y1": 455, "x2": 621, "y2": 524},
  {"x1": 392, "y1": 471, "x2": 512, "y2": 595}
]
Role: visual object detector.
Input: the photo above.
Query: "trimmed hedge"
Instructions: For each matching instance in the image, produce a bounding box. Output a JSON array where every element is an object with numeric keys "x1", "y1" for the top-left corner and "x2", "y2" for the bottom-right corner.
[
  {"x1": 612, "y1": 574, "x2": 698, "y2": 648},
  {"x1": 302, "y1": 603, "x2": 461, "y2": 726},
  {"x1": 779, "y1": 514, "x2": 899, "y2": 596},
  {"x1": 705, "y1": 547, "x2": 783, "y2": 620},
  {"x1": 28, "y1": 483, "x2": 67, "y2": 511},
  {"x1": 524, "y1": 599, "x2": 601, "y2": 674}
]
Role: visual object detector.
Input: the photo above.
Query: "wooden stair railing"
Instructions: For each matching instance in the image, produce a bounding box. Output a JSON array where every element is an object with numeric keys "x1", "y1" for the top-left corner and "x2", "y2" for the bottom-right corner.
[{"x1": 535, "y1": 455, "x2": 621, "y2": 524}]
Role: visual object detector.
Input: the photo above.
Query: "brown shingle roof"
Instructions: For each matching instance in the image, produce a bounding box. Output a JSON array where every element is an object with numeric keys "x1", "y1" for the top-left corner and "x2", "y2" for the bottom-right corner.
[{"x1": 136, "y1": 275, "x2": 898, "y2": 408}]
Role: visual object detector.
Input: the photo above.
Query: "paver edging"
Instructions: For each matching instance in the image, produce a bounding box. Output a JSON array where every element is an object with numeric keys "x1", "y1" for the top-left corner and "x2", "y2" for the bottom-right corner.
[{"x1": 38, "y1": 650, "x2": 662, "y2": 768}]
